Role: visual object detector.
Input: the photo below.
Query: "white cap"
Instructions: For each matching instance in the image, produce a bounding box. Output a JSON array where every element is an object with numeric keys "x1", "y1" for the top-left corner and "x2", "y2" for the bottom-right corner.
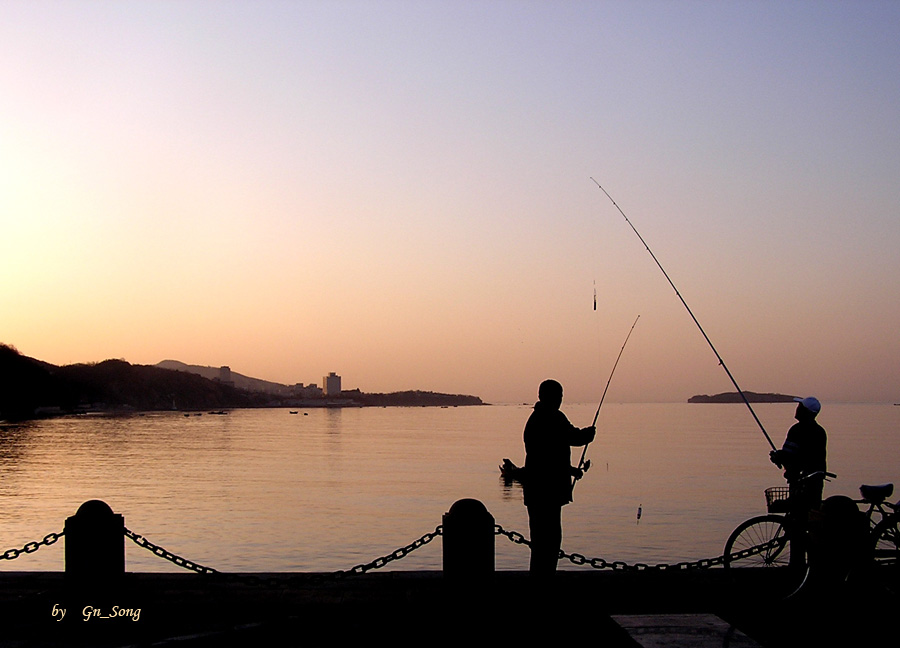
[{"x1": 794, "y1": 396, "x2": 821, "y2": 414}]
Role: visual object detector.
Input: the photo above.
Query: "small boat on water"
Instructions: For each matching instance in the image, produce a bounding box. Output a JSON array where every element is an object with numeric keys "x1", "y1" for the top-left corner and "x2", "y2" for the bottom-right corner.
[{"x1": 499, "y1": 458, "x2": 525, "y2": 482}]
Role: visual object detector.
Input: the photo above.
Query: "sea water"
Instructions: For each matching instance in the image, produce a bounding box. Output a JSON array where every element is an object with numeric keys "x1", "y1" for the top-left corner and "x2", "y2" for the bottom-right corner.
[{"x1": 1, "y1": 403, "x2": 897, "y2": 572}]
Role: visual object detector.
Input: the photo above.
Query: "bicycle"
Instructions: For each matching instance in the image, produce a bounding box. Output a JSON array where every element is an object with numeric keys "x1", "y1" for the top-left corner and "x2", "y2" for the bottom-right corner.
[
  {"x1": 723, "y1": 472, "x2": 900, "y2": 594},
  {"x1": 723, "y1": 471, "x2": 834, "y2": 569}
]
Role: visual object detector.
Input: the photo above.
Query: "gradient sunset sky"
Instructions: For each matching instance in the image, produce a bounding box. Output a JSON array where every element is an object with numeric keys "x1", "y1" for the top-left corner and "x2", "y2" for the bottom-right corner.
[{"x1": 2, "y1": 1, "x2": 898, "y2": 404}]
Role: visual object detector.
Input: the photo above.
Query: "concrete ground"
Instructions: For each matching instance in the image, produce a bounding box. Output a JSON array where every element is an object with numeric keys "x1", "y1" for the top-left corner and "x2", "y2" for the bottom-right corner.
[{"x1": 1, "y1": 567, "x2": 895, "y2": 647}]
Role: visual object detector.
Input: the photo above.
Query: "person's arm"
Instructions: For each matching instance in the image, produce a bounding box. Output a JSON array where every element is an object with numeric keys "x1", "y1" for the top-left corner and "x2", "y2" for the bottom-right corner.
[{"x1": 560, "y1": 413, "x2": 596, "y2": 446}]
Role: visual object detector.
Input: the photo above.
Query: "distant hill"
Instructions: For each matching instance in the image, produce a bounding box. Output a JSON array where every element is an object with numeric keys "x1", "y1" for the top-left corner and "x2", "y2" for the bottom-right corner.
[
  {"x1": 0, "y1": 344, "x2": 63, "y2": 420},
  {"x1": 156, "y1": 362, "x2": 485, "y2": 406},
  {"x1": 1, "y1": 344, "x2": 263, "y2": 420},
  {"x1": 156, "y1": 360, "x2": 294, "y2": 396},
  {"x1": 1, "y1": 345, "x2": 484, "y2": 421},
  {"x1": 688, "y1": 391, "x2": 797, "y2": 404}
]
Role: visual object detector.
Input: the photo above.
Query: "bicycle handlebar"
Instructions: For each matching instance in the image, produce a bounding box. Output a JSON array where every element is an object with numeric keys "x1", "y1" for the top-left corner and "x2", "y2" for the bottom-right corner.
[{"x1": 795, "y1": 471, "x2": 837, "y2": 482}]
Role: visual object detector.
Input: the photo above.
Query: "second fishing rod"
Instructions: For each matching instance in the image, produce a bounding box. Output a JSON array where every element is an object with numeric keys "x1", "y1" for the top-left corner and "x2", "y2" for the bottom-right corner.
[{"x1": 571, "y1": 314, "x2": 640, "y2": 494}]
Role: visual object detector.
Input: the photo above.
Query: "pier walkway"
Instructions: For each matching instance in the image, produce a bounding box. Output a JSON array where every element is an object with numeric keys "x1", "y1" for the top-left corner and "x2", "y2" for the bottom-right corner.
[
  {"x1": 3, "y1": 498, "x2": 896, "y2": 646},
  {"x1": 3, "y1": 567, "x2": 894, "y2": 647}
]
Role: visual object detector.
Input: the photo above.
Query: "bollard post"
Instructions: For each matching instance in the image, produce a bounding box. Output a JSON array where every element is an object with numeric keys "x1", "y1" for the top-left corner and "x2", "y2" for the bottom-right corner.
[
  {"x1": 442, "y1": 498, "x2": 494, "y2": 580},
  {"x1": 65, "y1": 500, "x2": 124, "y2": 583}
]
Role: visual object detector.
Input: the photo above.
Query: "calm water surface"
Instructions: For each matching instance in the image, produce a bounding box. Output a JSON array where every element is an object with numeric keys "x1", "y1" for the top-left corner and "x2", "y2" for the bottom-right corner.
[{"x1": 1, "y1": 403, "x2": 897, "y2": 572}]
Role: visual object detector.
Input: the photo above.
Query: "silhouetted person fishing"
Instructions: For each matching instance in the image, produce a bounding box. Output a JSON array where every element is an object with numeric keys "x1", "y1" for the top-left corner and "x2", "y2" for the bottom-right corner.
[
  {"x1": 771, "y1": 397, "x2": 828, "y2": 507},
  {"x1": 770, "y1": 396, "x2": 828, "y2": 567},
  {"x1": 522, "y1": 379, "x2": 595, "y2": 577}
]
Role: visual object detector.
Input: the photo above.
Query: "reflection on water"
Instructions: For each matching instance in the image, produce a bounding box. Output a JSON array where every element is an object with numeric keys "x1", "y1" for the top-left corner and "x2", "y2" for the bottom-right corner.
[{"x1": 1, "y1": 403, "x2": 897, "y2": 572}]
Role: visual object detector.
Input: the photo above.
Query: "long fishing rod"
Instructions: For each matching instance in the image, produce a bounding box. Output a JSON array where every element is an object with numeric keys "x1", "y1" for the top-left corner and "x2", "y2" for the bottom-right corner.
[
  {"x1": 591, "y1": 314, "x2": 640, "y2": 430},
  {"x1": 572, "y1": 314, "x2": 640, "y2": 492},
  {"x1": 590, "y1": 177, "x2": 776, "y2": 452}
]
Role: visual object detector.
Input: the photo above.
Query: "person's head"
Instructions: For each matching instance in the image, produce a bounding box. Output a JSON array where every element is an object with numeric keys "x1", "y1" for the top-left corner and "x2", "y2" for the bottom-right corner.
[
  {"x1": 794, "y1": 396, "x2": 821, "y2": 420},
  {"x1": 538, "y1": 379, "x2": 563, "y2": 409}
]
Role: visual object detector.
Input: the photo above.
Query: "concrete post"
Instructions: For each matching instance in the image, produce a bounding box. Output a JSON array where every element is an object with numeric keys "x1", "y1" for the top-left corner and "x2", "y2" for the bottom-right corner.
[
  {"x1": 65, "y1": 500, "x2": 124, "y2": 581},
  {"x1": 442, "y1": 498, "x2": 494, "y2": 579}
]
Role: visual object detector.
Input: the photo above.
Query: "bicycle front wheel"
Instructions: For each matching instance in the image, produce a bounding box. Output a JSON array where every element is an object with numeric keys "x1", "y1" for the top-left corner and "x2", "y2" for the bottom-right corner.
[{"x1": 724, "y1": 515, "x2": 790, "y2": 568}]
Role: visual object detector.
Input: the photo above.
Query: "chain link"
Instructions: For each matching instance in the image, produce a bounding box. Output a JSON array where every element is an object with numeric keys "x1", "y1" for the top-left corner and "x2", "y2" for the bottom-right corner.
[{"x1": 1, "y1": 531, "x2": 64, "y2": 561}]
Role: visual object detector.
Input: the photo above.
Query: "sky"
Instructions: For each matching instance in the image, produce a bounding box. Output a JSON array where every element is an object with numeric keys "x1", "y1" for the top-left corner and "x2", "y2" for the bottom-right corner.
[{"x1": 2, "y1": 1, "x2": 898, "y2": 405}]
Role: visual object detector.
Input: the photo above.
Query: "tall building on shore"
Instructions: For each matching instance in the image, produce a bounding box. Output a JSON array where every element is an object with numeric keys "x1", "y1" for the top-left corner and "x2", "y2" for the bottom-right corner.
[
  {"x1": 218, "y1": 366, "x2": 234, "y2": 387},
  {"x1": 323, "y1": 372, "x2": 341, "y2": 396}
]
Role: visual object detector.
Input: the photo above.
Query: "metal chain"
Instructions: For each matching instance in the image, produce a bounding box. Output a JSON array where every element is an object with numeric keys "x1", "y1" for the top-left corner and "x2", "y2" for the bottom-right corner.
[
  {"x1": 494, "y1": 524, "x2": 530, "y2": 547},
  {"x1": 1, "y1": 531, "x2": 64, "y2": 561},
  {"x1": 123, "y1": 525, "x2": 444, "y2": 581},
  {"x1": 335, "y1": 525, "x2": 443, "y2": 576},
  {"x1": 127, "y1": 522, "x2": 768, "y2": 575},
  {"x1": 124, "y1": 528, "x2": 219, "y2": 575},
  {"x1": 2, "y1": 522, "x2": 777, "y2": 577},
  {"x1": 558, "y1": 548, "x2": 726, "y2": 571},
  {"x1": 495, "y1": 523, "x2": 779, "y2": 571}
]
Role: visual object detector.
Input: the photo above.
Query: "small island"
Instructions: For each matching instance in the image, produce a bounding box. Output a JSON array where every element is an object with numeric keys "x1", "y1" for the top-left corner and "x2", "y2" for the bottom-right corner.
[{"x1": 688, "y1": 391, "x2": 798, "y2": 404}]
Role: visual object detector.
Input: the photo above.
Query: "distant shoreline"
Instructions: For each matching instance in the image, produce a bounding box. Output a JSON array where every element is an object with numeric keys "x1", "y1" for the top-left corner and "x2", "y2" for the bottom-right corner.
[
  {"x1": 7, "y1": 395, "x2": 488, "y2": 423},
  {"x1": 0, "y1": 345, "x2": 485, "y2": 422}
]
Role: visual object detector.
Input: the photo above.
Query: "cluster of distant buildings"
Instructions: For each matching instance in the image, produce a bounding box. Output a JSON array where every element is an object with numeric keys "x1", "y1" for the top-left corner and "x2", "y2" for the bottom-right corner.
[
  {"x1": 294, "y1": 372, "x2": 342, "y2": 399},
  {"x1": 215, "y1": 366, "x2": 343, "y2": 400}
]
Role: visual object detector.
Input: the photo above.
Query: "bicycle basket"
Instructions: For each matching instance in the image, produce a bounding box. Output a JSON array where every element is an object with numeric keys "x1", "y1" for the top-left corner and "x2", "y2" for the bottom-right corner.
[{"x1": 766, "y1": 486, "x2": 791, "y2": 513}]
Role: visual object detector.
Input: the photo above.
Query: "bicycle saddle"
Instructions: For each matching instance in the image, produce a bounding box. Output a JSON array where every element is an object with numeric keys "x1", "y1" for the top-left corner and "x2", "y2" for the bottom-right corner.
[{"x1": 859, "y1": 483, "x2": 893, "y2": 503}]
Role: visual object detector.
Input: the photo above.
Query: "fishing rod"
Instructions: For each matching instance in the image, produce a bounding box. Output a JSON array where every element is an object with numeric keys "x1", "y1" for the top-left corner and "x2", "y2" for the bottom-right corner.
[
  {"x1": 572, "y1": 314, "x2": 640, "y2": 492},
  {"x1": 590, "y1": 177, "x2": 777, "y2": 452}
]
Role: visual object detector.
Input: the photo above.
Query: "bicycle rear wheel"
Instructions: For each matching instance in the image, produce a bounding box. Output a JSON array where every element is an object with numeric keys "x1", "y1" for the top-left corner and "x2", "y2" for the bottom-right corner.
[
  {"x1": 724, "y1": 515, "x2": 790, "y2": 567},
  {"x1": 872, "y1": 517, "x2": 900, "y2": 566}
]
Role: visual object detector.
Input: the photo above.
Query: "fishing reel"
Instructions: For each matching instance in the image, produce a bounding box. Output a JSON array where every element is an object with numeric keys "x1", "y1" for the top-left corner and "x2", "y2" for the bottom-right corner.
[{"x1": 572, "y1": 459, "x2": 591, "y2": 483}]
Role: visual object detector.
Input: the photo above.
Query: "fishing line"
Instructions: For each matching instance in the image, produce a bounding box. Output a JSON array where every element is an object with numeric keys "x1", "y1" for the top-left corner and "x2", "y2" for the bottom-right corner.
[
  {"x1": 572, "y1": 315, "x2": 640, "y2": 494},
  {"x1": 590, "y1": 177, "x2": 777, "y2": 452}
]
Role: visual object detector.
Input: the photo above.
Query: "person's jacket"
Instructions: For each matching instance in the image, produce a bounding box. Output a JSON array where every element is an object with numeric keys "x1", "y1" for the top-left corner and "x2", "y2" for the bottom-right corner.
[{"x1": 522, "y1": 401, "x2": 593, "y2": 507}]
